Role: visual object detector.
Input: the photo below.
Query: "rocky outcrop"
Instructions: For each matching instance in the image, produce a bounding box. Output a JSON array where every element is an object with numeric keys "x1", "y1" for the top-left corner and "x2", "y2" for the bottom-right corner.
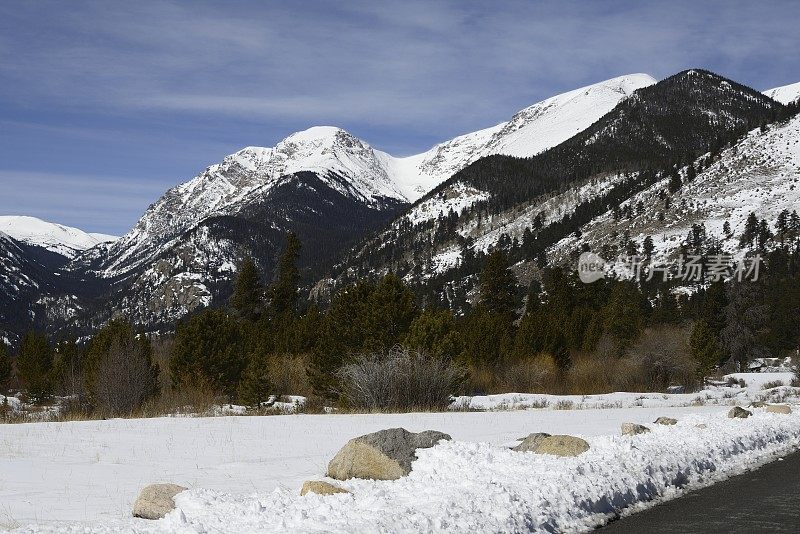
[
  {"x1": 327, "y1": 428, "x2": 451, "y2": 481},
  {"x1": 132, "y1": 483, "x2": 187, "y2": 520}
]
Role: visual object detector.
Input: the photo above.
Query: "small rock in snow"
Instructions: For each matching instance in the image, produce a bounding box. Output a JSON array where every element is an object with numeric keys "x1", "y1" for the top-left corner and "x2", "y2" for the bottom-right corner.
[
  {"x1": 300, "y1": 481, "x2": 350, "y2": 496},
  {"x1": 132, "y1": 483, "x2": 187, "y2": 520},
  {"x1": 533, "y1": 435, "x2": 590, "y2": 457},
  {"x1": 654, "y1": 417, "x2": 678, "y2": 425},
  {"x1": 621, "y1": 423, "x2": 651, "y2": 436},
  {"x1": 766, "y1": 404, "x2": 792, "y2": 415},
  {"x1": 728, "y1": 407, "x2": 752, "y2": 419},
  {"x1": 513, "y1": 433, "x2": 551, "y2": 452}
]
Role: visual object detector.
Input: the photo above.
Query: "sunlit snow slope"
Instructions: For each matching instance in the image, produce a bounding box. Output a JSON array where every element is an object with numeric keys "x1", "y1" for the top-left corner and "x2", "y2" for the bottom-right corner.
[{"x1": 0, "y1": 215, "x2": 118, "y2": 258}]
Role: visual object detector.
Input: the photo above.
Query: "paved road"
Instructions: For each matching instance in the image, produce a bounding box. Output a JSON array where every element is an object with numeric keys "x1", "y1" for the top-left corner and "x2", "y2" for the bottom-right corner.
[{"x1": 600, "y1": 450, "x2": 800, "y2": 533}]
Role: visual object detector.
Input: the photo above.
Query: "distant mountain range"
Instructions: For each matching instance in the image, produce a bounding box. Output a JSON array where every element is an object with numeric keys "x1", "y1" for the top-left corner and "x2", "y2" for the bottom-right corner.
[{"x1": 1, "y1": 71, "x2": 798, "y2": 343}]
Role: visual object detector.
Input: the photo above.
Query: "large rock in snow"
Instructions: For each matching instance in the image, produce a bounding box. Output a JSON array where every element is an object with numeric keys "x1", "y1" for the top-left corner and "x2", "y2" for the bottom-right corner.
[
  {"x1": 300, "y1": 480, "x2": 351, "y2": 496},
  {"x1": 766, "y1": 404, "x2": 792, "y2": 414},
  {"x1": 513, "y1": 432, "x2": 551, "y2": 452},
  {"x1": 533, "y1": 435, "x2": 590, "y2": 457},
  {"x1": 728, "y1": 406, "x2": 752, "y2": 419},
  {"x1": 621, "y1": 423, "x2": 651, "y2": 436},
  {"x1": 132, "y1": 483, "x2": 187, "y2": 519},
  {"x1": 327, "y1": 428, "x2": 451, "y2": 481}
]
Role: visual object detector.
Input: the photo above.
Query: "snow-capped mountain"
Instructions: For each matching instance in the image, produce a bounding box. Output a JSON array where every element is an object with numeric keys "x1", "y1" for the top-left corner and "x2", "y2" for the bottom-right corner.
[
  {"x1": 330, "y1": 70, "x2": 789, "y2": 307},
  {"x1": 57, "y1": 73, "x2": 655, "y2": 328},
  {"x1": 0, "y1": 216, "x2": 117, "y2": 258},
  {"x1": 392, "y1": 73, "x2": 655, "y2": 192},
  {"x1": 764, "y1": 82, "x2": 800, "y2": 105},
  {"x1": 4, "y1": 68, "x2": 791, "y2": 339},
  {"x1": 104, "y1": 74, "x2": 655, "y2": 278}
]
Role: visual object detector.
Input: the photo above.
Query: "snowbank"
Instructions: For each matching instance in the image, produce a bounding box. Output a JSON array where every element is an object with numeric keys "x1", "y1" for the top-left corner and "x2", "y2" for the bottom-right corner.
[{"x1": 7, "y1": 407, "x2": 800, "y2": 533}]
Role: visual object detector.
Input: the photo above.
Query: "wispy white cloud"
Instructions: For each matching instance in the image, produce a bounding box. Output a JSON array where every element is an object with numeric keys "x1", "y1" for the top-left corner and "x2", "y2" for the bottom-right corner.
[{"x1": 0, "y1": 0, "x2": 798, "y2": 234}]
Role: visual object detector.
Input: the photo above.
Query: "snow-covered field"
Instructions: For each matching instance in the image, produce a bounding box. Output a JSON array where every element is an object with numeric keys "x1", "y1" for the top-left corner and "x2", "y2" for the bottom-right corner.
[
  {"x1": 1, "y1": 373, "x2": 797, "y2": 532},
  {"x1": 1, "y1": 395, "x2": 799, "y2": 533}
]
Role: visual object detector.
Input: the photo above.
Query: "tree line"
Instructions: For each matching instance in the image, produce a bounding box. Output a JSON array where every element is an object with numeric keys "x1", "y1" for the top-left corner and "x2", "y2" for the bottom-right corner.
[{"x1": 3, "y1": 224, "x2": 799, "y2": 415}]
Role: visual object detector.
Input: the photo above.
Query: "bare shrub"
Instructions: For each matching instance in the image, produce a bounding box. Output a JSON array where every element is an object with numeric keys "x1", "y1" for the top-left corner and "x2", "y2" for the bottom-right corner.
[
  {"x1": 338, "y1": 347, "x2": 464, "y2": 411},
  {"x1": 93, "y1": 337, "x2": 158, "y2": 417},
  {"x1": 267, "y1": 353, "x2": 312, "y2": 397},
  {"x1": 498, "y1": 354, "x2": 559, "y2": 393},
  {"x1": 625, "y1": 325, "x2": 697, "y2": 391},
  {"x1": 761, "y1": 380, "x2": 785, "y2": 390}
]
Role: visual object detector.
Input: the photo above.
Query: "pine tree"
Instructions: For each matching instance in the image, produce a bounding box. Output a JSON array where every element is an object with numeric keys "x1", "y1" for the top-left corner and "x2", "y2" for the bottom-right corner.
[
  {"x1": 756, "y1": 219, "x2": 773, "y2": 251},
  {"x1": 739, "y1": 212, "x2": 759, "y2": 248},
  {"x1": 365, "y1": 274, "x2": 419, "y2": 351},
  {"x1": 776, "y1": 209, "x2": 790, "y2": 241},
  {"x1": 269, "y1": 232, "x2": 301, "y2": 318},
  {"x1": 668, "y1": 169, "x2": 682, "y2": 193},
  {"x1": 642, "y1": 236, "x2": 655, "y2": 260},
  {"x1": 604, "y1": 282, "x2": 644, "y2": 351},
  {"x1": 723, "y1": 221, "x2": 732, "y2": 238},
  {"x1": 0, "y1": 343, "x2": 11, "y2": 389},
  {"x1": 237, "y1": 353, "x2": 272, "y2": 407},
  {"x1": 17, "y1": 331, "x2": 54, "y2": 402},
  {"x1": 690, "y1": 319, "x2": 722, "y2": 377},
  {"x1": 170, "y1": 309, "x2": 247, "y2": 398},
  {"x1": 478, "y1": 249, "x2": 519, "y2": 319},
  {"x1": 231, "y1": 257, "x2": 263, "y2": 321},
  {"x1": 405, "y1": 309, "x2": 462, "y2": 361}
]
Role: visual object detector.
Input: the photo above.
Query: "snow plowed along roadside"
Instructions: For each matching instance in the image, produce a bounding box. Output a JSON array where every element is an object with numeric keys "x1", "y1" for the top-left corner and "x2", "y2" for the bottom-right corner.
[{"x1": 12, "y1": 408, "x2": 800, "y2": 534}]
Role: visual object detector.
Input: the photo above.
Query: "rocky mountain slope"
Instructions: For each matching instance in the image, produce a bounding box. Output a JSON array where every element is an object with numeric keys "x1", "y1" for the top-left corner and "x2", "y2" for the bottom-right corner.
[{"x1": 330, "y1": 70, "x2": 790, "y2": 309}]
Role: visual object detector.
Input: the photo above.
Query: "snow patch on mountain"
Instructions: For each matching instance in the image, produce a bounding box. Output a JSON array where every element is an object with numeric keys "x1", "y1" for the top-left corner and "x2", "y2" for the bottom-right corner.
[
  {"x1": 391, "y1": 74, "x2": 656, "y2": 196},
  {"x1": 0, "y1": 215, "x2": 118, "y2": 258},
  {"x1": 764, "y1": 81, "x2": 800, "y2": 105}
]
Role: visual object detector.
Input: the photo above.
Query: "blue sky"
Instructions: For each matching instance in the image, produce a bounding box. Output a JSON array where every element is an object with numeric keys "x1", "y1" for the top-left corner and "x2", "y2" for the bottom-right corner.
[{"x1": 1, "y1": 1, "x2": 798, "y2": 235}]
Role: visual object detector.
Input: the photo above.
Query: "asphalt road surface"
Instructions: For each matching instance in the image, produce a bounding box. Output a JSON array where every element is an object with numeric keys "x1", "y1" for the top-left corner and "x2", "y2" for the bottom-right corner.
[{"x1": 600, "y1": 450, "x2": 800, "y2": 533}]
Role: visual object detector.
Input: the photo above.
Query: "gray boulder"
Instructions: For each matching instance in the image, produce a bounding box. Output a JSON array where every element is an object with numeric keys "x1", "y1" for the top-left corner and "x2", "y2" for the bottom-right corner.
[
  {"x1": 728, "y1": 406, "x2": 752, "y2": 419},
  {"x1": 653, "y1": 417, "x2": 677, "y2": 425},
  {"x1": 132, "y1": 483, "x2": 187, "y2": 520},
  {"x1": 621, "y1": 423, "x2": 651, "y2": 436},
  {"x1": 766, "y1": 404, "x2": 792, "y2": 415},
  {"x1": 513, "y1": 433, "x2": 551, "y2": 452},
  {"x1": 533, "y1": 435, "x2": 590, "y2": 457},
  {"x1": 327, "y1": 428, "x2": 451, "y2": 481}
]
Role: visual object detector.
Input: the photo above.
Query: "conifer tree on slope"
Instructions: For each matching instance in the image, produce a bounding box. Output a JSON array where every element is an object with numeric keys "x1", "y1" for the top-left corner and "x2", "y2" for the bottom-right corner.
[
  {"x1": 478, "y1": 249, "x2": 519, "y2": 320},
  {"x1": 16, "y1": 331, "x2": 54, "y2": 402},
  {"x1": 269, "y1": 232, "x2": 301, "y2": 318},
  {"x1": 0, "y1": 342, "x2": 11, "y2": 390},
  {"x1": 231, "y1": 257, "x2": 263, "y2": 321}
]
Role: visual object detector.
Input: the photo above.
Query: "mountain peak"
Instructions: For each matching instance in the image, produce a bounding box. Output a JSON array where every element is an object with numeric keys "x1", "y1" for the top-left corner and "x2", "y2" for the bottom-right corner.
[
  {"x1": 284, "y1": 125, "x2": 352, "y2": 143},
  {"x1": 0, "y1": 215, "x2": 117, "y2": 258}
]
